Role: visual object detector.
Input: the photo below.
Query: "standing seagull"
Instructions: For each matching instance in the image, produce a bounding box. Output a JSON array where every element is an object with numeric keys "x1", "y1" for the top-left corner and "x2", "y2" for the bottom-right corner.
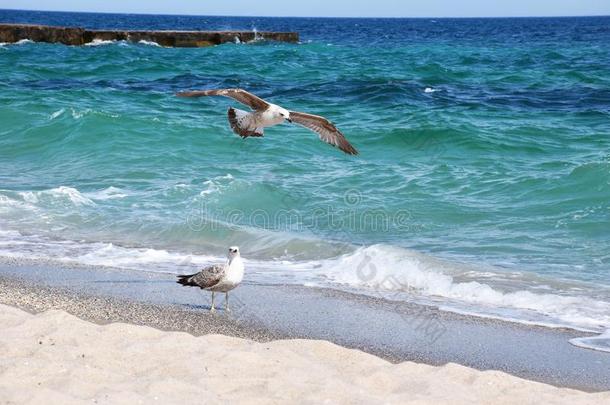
[
  {"x1": 177, "y1": 246, "x2": 244, "y2": 312},
  {"x1": 176, "y1": 88, "x2": 358, "y2": 155}
]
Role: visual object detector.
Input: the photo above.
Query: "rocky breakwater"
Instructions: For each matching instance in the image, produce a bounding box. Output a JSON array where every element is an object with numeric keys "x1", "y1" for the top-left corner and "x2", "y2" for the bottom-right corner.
[{"x1": 0, "y1": 23, "x2": 299, "y2": 46}]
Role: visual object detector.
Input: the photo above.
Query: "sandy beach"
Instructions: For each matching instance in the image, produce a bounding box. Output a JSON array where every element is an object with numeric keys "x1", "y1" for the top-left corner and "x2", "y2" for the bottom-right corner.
[
  {"x1": 0, "y1": 305, "x2": 610, "y2": 404},
  {"x1": 0, "y1": 260, "x2": 609, "y2": 403},
  {"x1": 1, "y1": 302, "x2": 609, "y2": 404}
]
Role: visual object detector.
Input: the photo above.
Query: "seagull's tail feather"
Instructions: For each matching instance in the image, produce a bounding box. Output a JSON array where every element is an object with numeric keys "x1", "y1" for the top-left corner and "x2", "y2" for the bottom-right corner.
[
  {"x1": 177, "y1": 273, "x2": 198, "y2": 287},
  {"x1": 228, "y1": 107, "x2": 264, "y2": 138}
]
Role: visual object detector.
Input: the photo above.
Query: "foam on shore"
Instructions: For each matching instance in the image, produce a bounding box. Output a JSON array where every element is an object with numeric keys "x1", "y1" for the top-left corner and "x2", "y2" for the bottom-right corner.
[
  {"x1": 570, "y1": 329, "x2": 610, "y2": 353},
  {"x1": 0, "y1": 223, "x2": 609, "y2": 336}
]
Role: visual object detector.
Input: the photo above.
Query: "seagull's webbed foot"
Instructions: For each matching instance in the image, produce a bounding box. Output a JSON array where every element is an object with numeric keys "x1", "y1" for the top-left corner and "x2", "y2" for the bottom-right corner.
[{"x1": 225, "y1": 292, "x2": 230, "y2": 312}]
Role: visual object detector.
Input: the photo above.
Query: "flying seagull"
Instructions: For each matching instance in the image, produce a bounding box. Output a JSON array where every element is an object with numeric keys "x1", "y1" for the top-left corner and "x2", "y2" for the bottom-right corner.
[
  {"x1": 177, "y1": 246, "x2": 245, "y2": 312},
  {"x1": 176, "y1": 88, "x2": 358, "y2": 155}
]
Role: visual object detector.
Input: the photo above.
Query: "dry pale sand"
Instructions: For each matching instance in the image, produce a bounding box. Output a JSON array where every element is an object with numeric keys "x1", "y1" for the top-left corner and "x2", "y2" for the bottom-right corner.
[{"x1": 1, "y1": 304, "x2": 608, "y2": 404}]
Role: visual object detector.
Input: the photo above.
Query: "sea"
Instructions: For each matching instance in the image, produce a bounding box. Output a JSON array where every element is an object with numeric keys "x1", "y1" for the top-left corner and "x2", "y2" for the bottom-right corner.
[{"x1": 1, "y1": 10, "x2": 609, "y2": 348}]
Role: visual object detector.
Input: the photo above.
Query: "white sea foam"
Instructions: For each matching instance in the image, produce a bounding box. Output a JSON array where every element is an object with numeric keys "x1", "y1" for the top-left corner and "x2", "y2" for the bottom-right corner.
[
  {"x1": 84, "y1": 39, "x2": 115, "y2": 46},
  {"x1": 19, "y1": 186, "x2": 95, "y2": 207},
  {"x1": 0, "y1": 39, "x2": 33, "y2": 47},
  {"x1": 199, "y1": 181, "x2": 220, "y2": 196},
  {"x1": 71, "y1": 108, "x2": 90, "y2": 119},
  {"x1": 72, "y1": 243, "x2": 216, "y2": 271},
  {"x1": 138, "y1": 40, "x2": 161, "y2": 47},
  {"x1": 0, "y1": 194, "x2": 24, "y2": 211},
  {"x1": 49, "y1": 108, "x2": 65, "y2": 120},
  {"x1": 570, "y1": 329, "x2": 610, "y2": 353},
  {"x1": 249, "y1": 27, "x2": 265, "y2": 43},
  {"x1": 198, "y1": 174, "x2": 235, "y2": 197},
  {"x1": 312, "y1": 245, "x2": 610, "y2": 332},
  {"x1": 1, "y1": 186, "x2": 98, "y2": 214},
  {"x1": 0, "y1": 232, "x2": 215, "y2": 273},
  {"x1": 85, "y1": 187, "x2": 129, "y2": 201},
  {"x1": 68, "y1": 108, "x2": 117, "y2": 119}
]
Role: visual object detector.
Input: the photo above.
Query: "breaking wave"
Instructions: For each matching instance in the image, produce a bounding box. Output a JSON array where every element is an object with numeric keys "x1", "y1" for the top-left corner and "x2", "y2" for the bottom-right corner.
[{"x1": 0, "y1": 226, "x2": 609, "y2": 338}]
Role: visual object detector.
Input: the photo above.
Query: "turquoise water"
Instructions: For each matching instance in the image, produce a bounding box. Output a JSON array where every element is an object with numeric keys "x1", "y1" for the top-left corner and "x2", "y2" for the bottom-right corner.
[{"x1": 1, "y1": 11, "x2": 610, "y2": 334}]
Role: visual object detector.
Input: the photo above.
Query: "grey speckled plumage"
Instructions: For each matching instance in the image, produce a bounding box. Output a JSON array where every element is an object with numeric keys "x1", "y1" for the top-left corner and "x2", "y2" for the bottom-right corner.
[{"x1": 177, "y1": 264, "x2": 225, "y2": 290}]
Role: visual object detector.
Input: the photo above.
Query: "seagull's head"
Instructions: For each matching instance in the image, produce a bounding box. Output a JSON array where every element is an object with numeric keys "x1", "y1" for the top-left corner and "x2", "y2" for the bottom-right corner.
[
  {"x1": 277, "y1": 108, "x2": 292, "y2": 123},
  {"x1": 228, "y1": 246, "x2": 240, "y2": 259}
]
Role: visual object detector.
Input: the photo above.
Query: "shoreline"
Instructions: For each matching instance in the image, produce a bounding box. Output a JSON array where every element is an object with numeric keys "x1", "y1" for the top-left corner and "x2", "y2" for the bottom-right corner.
[
  {"x1": 1, "y1": 260, "x2": 609, "y2": 392},
  {"x1": 3, "y1": 303, "x2": 608, "y2": 404}
]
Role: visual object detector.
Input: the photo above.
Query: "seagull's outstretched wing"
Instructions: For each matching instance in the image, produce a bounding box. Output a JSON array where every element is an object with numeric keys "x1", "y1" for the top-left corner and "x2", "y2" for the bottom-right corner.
[
  {"x1": 176, "y1": 88, "x2": 270, "y2": 111},
  {"x1": 289, "y1": 111, "x2": 358, "y2": 155}
]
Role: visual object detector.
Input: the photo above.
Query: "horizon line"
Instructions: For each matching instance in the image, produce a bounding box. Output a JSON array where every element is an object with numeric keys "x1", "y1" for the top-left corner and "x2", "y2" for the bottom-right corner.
[{"x1": 1, "y1": 7, "x2": 609, "y2": 20}]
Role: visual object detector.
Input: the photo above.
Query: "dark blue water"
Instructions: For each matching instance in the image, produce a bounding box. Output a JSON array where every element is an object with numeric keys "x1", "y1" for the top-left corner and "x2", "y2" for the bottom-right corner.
[{"x1": 3, "y1": 9, "x2": 610, "y2": 45}]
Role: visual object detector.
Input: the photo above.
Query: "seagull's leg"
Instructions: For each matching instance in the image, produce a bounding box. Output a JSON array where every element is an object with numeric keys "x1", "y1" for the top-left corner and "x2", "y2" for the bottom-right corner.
[
  {"x1": 210, "y1": 292, "x2": 216, "y2": 312},
  {"x1": 225, "y1": 292, "x2": 230, "y2": 312}
]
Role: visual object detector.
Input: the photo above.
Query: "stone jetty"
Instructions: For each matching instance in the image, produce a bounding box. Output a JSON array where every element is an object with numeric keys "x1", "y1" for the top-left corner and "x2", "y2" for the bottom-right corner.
[{"x1": 0, "y1": 23, "x2": 299, "y2": 47}]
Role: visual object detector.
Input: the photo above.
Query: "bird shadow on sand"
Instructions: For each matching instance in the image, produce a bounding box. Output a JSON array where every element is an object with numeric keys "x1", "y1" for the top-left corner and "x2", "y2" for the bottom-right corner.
[
  {"x1": 180, "y1": 302, "x2": 216, "y2": 312},
  {"x1": 178, "y1": 303, "x2": 246, "y2": 318}
]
